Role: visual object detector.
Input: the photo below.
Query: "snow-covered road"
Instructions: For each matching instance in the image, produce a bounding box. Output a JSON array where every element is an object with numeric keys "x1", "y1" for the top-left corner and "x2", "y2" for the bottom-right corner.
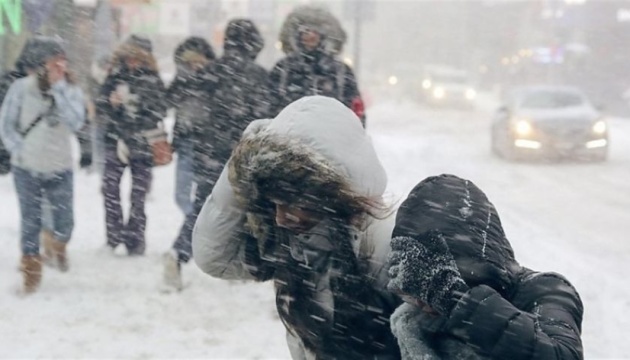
[{"x1": 1, "y1": 99, "x2": 628, "y2": 359}]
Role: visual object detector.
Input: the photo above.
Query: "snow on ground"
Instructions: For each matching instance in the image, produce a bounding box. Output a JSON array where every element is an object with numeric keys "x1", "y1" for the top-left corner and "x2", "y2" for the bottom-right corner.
[{"x1": 1, "y1": 96, "x2": 629, "y2": 359}]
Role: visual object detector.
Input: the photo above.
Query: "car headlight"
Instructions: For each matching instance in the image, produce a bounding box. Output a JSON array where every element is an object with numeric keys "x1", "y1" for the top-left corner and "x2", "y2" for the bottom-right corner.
[
  {"x1": 592, "y1": 120, "x2": 607, "y2": 134},
  {"x1": 465, "y1": 89, "x2": 476, "y2": 100},
  {"x1": 422, "y1": 79, "x2": 432, "y2": 89},
  {"x1": 515, "y1": 120, "x2": 532, "y2": 136},
  {"x1": 433, "y1": 87, "x2": 445, "y2": 99}
]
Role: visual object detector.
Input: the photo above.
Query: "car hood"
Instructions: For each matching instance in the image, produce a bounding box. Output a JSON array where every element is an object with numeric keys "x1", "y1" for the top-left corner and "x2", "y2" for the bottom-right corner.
[
  {"x1": 434, "y1": 83, "x2": 470, "y2": 92},
  {"x1": 516, "y1": 105, "x2": 599, "y2": 124}
]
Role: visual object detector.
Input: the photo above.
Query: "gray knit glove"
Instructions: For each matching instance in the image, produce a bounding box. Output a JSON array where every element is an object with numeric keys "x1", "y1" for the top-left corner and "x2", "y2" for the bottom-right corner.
[{"x1": 387, "y1": 230, "x2": 469, "y2": 315}]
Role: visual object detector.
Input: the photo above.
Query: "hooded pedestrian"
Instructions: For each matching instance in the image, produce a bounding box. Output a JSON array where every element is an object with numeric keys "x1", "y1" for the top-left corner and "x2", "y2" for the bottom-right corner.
[
  {"x1": 270, "y1": 6, "x2": 366, "y2": 126},
  {"x1": 193, "y1": 96, "x2": 401, "y2": 358},
  {"x1": 0, "y1": 36, "x2": 85, "y2": 294},
  {"x1": 163, "y1": 19, "x2": 269, "y2": 291},
  {"x1": 97, "y1": 35, "x2": 166, "y2": 256},
  {"x1": 166, "y1": 36, "x2": 216, "y2": 216},
  {"x1": 387, "y1": 174, "x2": 584, "y2": 359}
]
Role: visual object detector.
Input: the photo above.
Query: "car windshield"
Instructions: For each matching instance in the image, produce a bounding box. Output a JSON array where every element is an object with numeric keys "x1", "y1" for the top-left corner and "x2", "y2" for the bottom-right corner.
[
  {"x1": 432, "y1": 73, "x2": 468, "y2": 84},
  {"x1": 519, "y1": 91, "x2": 585, "y2": 109}
]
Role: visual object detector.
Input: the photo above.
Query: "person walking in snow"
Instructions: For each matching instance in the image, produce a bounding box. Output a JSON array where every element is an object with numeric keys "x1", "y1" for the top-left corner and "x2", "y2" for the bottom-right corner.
[
  {"x1": 88, "y1": 54, "x2": 113, "y2": 174},
  {"x1": 270, "y1": 6, "x2": 366, "y2": 126},
  {"x1": 387, "y1": 174, "x2": 584, "y2": 360},
  {"x1": 162, "y1": 20, "x2": 269, "y2": 291},
  {"x1": 97, "y1": 35, "x2": 166, "y2": 256},
  {"x1": 165, "y1": 37, "x2": 215, "y2": 217},
  {"x1": 192, "y1": 96, "x2": 401, "y2": 358},
  {"x1": 0, "y1": 37, "x2": 86, "y2": 294}
]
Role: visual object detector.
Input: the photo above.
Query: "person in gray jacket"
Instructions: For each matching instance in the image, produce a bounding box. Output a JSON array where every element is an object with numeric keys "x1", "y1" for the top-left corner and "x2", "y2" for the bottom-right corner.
[
  {"x1": 0, "y1": 37, "x2": 85, "y2": 294},
  {"x1": 192, "y1": 96, "x2": 401, "y2": 359}
]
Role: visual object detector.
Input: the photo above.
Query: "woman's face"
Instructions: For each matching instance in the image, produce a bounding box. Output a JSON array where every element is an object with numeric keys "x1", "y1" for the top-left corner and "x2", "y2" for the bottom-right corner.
[
  {"x1": 271, "y1": 199, "x2": 324, "y2": 233},
  {"x1": 44, "y1": 55, "x2": 67, "y2": 74},
  {"x1": 125, "y1": 56, "x2": 142, "y2": 70},
  {"x1": 300, "y1": 30, "x2": 321, "y2": 51}
]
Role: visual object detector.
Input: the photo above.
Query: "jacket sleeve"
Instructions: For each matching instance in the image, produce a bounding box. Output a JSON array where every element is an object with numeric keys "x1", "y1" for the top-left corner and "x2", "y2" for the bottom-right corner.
[
  {"x1": 443, "y1": 273, "x2": 584, "y2": 360},
  {"x1": 192, "y1": 163, "x2": 256, "y2": 281},
  {"x1": 165, "y1": 75, "x2": 183, "y2": 109},
  {"x1": 51, "y1": 80, "x2": 86, "y2": 132},
  {"x1": 340, "y1": 64, "x2": 366, "y2": 127},
  {"x1": 144, "y1": 74, "x2": 167, "y2": 127},
  {"x1": 0, "y1": 80, "x2": 24, "y2": 153},
  {"x1": 250, "y1": 66, "x2": 271, "y2": 120},
  {"x1": 267, "y1": 61, "x2": 286, "y2": 118},
  {"x1": 96, "y1": 74, "x2": 120, "y2": 140}
]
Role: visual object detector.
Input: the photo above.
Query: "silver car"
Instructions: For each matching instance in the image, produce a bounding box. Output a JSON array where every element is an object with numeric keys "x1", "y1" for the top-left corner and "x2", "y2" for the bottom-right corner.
[{"x1": 491, "y1": 86, "x2": 608, "y2": 161}]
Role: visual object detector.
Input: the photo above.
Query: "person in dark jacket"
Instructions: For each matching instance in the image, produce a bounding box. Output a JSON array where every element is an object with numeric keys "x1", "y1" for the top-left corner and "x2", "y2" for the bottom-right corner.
[
  {"x1": 166, "y1": 37, "x2": 215, "y2": 216},
  {"x1": 387, "y1": 174, "x2": 584, "y2": 360},
  {"x1": 97, "y1": 35, "x2": 166, "y2": 256},
  {"x1": 269, "y1": 12, "x2": 366, "y2": 126},
  {"x1": 162, "y1": 19, "x2": 268, "y2": 291}
]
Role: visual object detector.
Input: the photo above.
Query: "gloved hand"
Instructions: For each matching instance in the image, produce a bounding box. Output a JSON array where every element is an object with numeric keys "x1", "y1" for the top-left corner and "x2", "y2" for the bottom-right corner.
[
  {"x1": 387, "y1": 230, "x2": 469, "y2": 315},
  {"x1": 116, "y1": 139, "x2": 130, "y2": 165},
  {"x1": 79, "y1": 153, "x2": 92, "y2": 169}
]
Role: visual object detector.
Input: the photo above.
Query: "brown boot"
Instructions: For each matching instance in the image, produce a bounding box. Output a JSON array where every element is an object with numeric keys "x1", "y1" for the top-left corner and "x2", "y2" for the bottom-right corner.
[
  {"x1": 41, "y1": 230, "x2": 55, "y2": 266},
  {"x1": 42, "y1": 232, "x2": 69, "y2": 272},
  {"x1": 20, "y1": 255, "x2": 42, "y2": 294}
]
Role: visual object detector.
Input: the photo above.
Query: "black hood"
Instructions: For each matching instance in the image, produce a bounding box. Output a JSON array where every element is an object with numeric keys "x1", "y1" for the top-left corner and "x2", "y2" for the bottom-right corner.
[
  {"x1": 393, "y1": 174, "x2": 520, "y2": 295},
  {"x1": 174, "y1": 36, "x2": 215, "y2": 66},
  {"x1": 223, "y1": 19, "x2": 264, "y2": 59}
]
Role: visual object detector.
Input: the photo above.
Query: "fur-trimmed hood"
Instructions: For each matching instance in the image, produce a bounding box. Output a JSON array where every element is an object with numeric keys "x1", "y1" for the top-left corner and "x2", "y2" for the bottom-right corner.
[
  {"x1": 110, "y1": 41, "x2": 158, "y2": 73},
  {"x1": 228, "y1": 96, "x2": 387, "y2": 244},
  {"x1": 229, "y1": 96, "x2": 385, "y2": 200}
]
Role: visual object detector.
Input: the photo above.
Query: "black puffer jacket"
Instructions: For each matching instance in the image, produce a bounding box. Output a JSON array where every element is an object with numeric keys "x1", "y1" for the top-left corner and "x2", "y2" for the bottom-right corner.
[
  {"x1": 391, "y1": 174, "x2": 584, "y2": 360},
  {"x1": 269, "y1": 27, "x2": 365, "y2": 126},
  {"x1": 97, "y1": 43, "x2": 166, "y2": 157},
  {"x1": 194, "y1": 19, "x2": 269, "y2": 179}
]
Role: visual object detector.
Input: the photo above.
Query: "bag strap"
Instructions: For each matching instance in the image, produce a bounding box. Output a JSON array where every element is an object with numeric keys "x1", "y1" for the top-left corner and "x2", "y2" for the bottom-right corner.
[
  {"x1": 19, "y1": 96, "x2": 55, "y2": 138},
  {"x1": 18, "y1": 113, "x2": 46, "y2": 138}
]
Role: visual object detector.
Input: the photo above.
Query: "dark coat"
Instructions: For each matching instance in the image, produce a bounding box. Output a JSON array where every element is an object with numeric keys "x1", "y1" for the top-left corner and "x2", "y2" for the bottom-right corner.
[
  {"x1": 166, "y1": 37, "x2": 216, "y2": 152},
  {"x1": 269, "y1": 35, "x2": 365, "y2": 126},
  {"x1": 392, "y1": 174, "x2": 584, "y2": 360},
  {"x1": 97, "y1": 58, "x2": 166, "y2": 158},
  {"x1": 193, "y1": 19, "x2": 269, "y2": 180}
]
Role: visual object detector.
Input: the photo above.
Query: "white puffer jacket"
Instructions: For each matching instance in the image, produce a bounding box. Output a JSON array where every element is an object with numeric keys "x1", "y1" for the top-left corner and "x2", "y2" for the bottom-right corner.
[{"x1": 192, "y1": 96, "x2": 398, "y2": 359}]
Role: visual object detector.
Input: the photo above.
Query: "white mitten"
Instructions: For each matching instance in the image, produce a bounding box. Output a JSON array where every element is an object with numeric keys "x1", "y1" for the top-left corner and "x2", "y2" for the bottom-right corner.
[{"x1": 116, "y1": 139, "x2": 130, "y2": 164}]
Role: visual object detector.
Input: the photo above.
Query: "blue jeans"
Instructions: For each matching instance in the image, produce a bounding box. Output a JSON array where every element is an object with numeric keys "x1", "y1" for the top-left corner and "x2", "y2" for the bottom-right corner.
[
  {"x1": 175, "y1": 141, "x2": 195, "y2": 215},
  {"x1": 12, "y1": 167, "x2": 74, "y2": 256}
]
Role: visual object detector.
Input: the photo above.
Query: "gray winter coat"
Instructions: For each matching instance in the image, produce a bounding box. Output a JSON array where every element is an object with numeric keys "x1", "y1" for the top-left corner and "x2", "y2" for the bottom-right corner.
[
  {"x1": 193, "y1": 96, "x2": 399, "y2": 359},
  {"x1": 0, "y1": 76, "x2": 85, "y2": 173}
]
